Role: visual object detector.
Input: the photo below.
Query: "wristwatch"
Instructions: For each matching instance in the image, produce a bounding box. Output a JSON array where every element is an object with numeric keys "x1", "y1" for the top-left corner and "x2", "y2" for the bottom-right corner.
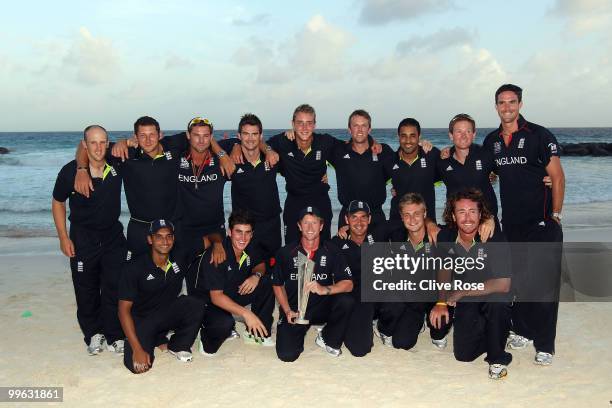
[
  {"x1": 552, "y1": 212, "x2": 563, "y2": 221},
  {"x1": 254, "y1": 271, "x2": 263, "y2": 278},
  {"x1": 265, "y1": 144, "x2": 272, "y2": 152},
  {"x1": 217, "y1": 150, "x2": 226, "y2": 158}
]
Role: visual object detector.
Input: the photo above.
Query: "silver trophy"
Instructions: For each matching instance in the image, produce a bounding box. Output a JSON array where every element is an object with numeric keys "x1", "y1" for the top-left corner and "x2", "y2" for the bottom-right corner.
[{"x1": 296, "y1": 251, "x2": 316, "y2": 324}]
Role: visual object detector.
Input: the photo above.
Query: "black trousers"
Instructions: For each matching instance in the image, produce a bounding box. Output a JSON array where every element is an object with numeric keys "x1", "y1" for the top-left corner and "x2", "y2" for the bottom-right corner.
[
  {"x1": 276, "y1": 293, "x2": 355, "y2": 362},
  {"x1": 337, "y1": 205, "x2": 386, "y2": 231},
  {"x1": 69, "y1": 224, "x2": 127, "y2": 345},
  {"x1": 343, "y1": 289, "x2": 375, "y2": 357},
  {"x1": 503, "y1": 220, "x2": 563, "y2": 354},
  {"x1": 250, "y1": 215, "x2": 283, "y2": 262},
  {"x1": 453, "y1": 302, "x2": 512, "y2": 366},
  {"x1": 283, "y1": 192, "x2": 333, "y2": 244},
  {"x1": 200, "y1": 276, "x2": 275, "y2": 354},
  {"x1": 377, "y1": 302, "x2": 451, "y2": 350},
  {"x1": 126, "y1": 218, "x2": 152, "y2": 257},
  {"x1": 174, "y1": 222, "x2": 225, "y2": 269},
  {"x1": 123, "y1": 296, "x2": 204, "y2": 374}
]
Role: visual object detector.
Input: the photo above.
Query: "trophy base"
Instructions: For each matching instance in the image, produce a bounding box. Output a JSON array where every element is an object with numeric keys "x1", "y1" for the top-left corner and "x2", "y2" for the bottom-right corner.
[{"x1": 295, "y1": 318, "x2": 309, "y2": 325}]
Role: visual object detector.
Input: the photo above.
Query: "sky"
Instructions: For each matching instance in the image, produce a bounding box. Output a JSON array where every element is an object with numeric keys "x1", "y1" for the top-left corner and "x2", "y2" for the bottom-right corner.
[{"x1": 1, "y1": 0, "x2": 611, "y2": 131}]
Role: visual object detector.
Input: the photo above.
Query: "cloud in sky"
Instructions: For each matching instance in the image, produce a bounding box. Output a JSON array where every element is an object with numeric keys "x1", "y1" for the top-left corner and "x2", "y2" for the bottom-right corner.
[
  {"x1": 549, "y1": 0, "x2": 612, "y2": 34},
  {"x1": 62, "y1": 27, "x2": 120, "y2": 85},
  {"x1": 359, "y1": 0, "x2": 454, "y2": 25},
  {"x1": 396, "y1": 27, "x2": 476, "y2": 55},
  {"x1": 229, "y1": 13, "x2": 271, "y2": 26},
  {"x1": 232, "y1": 15, "x2": 354, "y2": 84}
]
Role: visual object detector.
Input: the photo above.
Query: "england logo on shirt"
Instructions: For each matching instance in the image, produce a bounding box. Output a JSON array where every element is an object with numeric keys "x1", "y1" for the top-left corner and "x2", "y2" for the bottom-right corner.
[
  {"x1": 171, "y1": 262, "x2": 180, "y2": 274},
  {"x1": 320, "y1": 256, "x2": 327, "y2": 267},
  {"x1": 420, "y1": 158, "x2": 427, "y2": 168},
  {"x1": 367, "y1": 234, "x2": 375, "y2": 245},
  {"x1": 164, "y1": 151, "x2": 173, "y2": 160},
  {"x1": 477, "y1": 247, "x2": 486, "y2": 259},
  {"x1": 475, "y1": 160, "x2": 482, "y2": 170},
  {"x1": 180, "y1": 157, "x2": 189, "y2": 169},
  {"x1": 518, "y1": 138, "x2": 525, "y2": 149},
  {"x1": 77, "y1": 261, "x2": 84, "y2": 272},
  {"x1": 315, "y1": 151, "x2": 322, "y2": 161},
  {"x1": 264, "y1": 162, "x2": 271, "y2": 172},
  {"x1": 292, "y1": 256, "x2": 298, "y2": 267},
  {"x1": 372, "y1": 153, "x2": 378, "y2": 162},
  {"x1": 109, "y1": 166, "x2": 117, "y2": 176},
  {"x1": 494, "y1": 142, "x2": 502, "y2": 154},
  {"x1": 548, "y1": 142, "x2": 558, "y2": 154},
  {"x1": 209, "y1": 157, "x2": 215, "y2": 166},
  {"x1": 425, "y1": 243, "x2": 431, "y2": 254}
]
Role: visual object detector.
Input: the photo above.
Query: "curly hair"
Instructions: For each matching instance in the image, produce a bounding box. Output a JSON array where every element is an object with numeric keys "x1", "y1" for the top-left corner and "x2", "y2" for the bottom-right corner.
[{"x1": 442, "y1": 188, "x2": 493, "y2": 228}]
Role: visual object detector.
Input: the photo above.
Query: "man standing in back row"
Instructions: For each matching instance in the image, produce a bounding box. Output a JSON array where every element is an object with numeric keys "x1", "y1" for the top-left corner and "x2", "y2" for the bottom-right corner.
[{"x1": 482, "y1": 84, "x2": 565, "y2": 366}]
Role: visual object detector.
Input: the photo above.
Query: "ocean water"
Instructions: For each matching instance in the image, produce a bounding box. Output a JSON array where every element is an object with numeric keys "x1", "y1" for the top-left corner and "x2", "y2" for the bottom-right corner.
[{"x1": 1, "y1": 128, "x2": 611, "y2": 237}]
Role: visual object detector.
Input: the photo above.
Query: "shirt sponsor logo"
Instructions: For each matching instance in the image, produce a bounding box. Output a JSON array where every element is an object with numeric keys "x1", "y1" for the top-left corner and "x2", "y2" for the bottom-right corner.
[
  {"x1": 288, "y1": 152, "x2": 294, "y2": 157},
  {"x1": 320, "y1": 255, "x2": 327, "y2": 267},
  {"x1": 126, "y1": 251, "x2": 132, "y2": 261},
  {"x1": 372, "y1": 153, "x2": 378, "y2": 162},
  {"x1": 495, "y1": 156, "x2": 527, "y2": 166},
  {"x1": 109, "y1": 167, "x2": 117, "y2": 176},
  {"x1": 367, "y1": 234, "x2": 375, "y2": 245},
  {"x1": 477, "y1": 248, "x2": 486, "y2": 259},
  {"x1": 179, "y1": 173, "x2": 218, "y2": 183},
  {"x1": 518, "y1": 138, "x2": 525, "y2": 149},
  {"x1": 342, "y1": 243, "x2": 349, "y2": 249},
  {"x1": 146, "y1": 274, "x2": 155, "y2": 281},
  {"x1": 392, "y1": 164, "x2": 399, "y2": 170},
  {"x1": 210, "y1": 157, "x2": 215, "y2": 166},
  {"x1": 548, "y1": 142, "x2": 558, "y2": 154},
  {"x1": 425, "y1": 243, "x2": 431, "y2": 254},
  {"x1": 343, "y1": 153, "x2": 350, "y2": 159},
  {"x1": 171, "y1": 262, "x2": 180, "y2": 274},
  {"x1": 399, "y1": 244, "x2": 407, "y2": 250},
  {"x1": 164, "y1": 151, "x2": 173, "y2": 160},
  {"x1": 236, "y1": 167, "x2": 244, "y2": 174},
  {"x1": 77, "y1": 261, "x2": 84, "y2": 272},
  {"x1": 420, "y1": 158, "x2": 427, "y2": 168},
  {"x1": 345, "y1": 266, "x2": 352, "y2": 276},
  {"x1": 315, "y1": 151, "x2": 322, "y2": 161},
  {"x1": 180, "y1": 158, "x2": 189, "y2": 169},
  {"x1": 446, "y1": 165, "x2": 453, "y2": 171},
  {"x1": 494, "y1": 142, "x2": 502, "y2": 154},
  {"x1": 292, "y1": 256, "x2": 298, "y2": 267},
  {"x1": 475, "y1": 160, "x2": 482, "y2": 170}
]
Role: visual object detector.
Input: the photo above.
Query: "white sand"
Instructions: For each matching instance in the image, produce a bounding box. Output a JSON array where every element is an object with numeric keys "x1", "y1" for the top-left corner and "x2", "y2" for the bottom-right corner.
[{"x1": 1, "y1": 217, "x2": 611, "y2": 407}]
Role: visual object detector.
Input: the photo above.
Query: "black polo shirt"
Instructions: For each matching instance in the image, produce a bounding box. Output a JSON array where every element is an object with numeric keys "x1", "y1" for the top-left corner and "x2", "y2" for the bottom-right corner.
[
  {"x1": 201, "y1": 237, "x2": 262, "y2": 297},
  {"x1": 271, "y1": 241, "x2": 352, "y2": 311},
  {"x1": 231, "y1": 152, "x2": 282, "y2": 222},
  {"x1": 437, "y1": 144, "x2": 499, "y2": 216},
  {"x1": 267, "y1": 132, "x2": 339, "y2": 196},
  {"x1": 386, "y1": 146, "x2": 441, "y2": 222},
  {"x1": 330, "y1": 225, "x2": 386, "y2": 287},
  {"x1": 53, "y1": 159, "x2": 122, "y2": 231},
  {"x1": 118, "y1": 253, "x2": 184, "y2": 318},
  {"x1": 117, "y1": 144, "x2": 180, "y2": 222},
  {"x1": 437, "y1": 227, "x2": 511, "y2": 301},
  {"x1": 328, "y1": 141, "x2": 394, "y2": 209},
  {"x1": 482, "y1": 115, "x2": 560, "y2": 225}
]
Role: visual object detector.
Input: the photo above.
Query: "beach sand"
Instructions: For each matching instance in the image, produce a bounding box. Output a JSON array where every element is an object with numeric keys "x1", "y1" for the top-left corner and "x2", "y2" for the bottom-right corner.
[{"x1": 1, "y1": 205, "x2": 611, "y2": 407}]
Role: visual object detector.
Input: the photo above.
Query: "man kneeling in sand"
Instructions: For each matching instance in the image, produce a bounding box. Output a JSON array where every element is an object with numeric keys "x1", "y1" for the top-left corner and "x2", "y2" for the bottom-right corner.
[
  {"x1": 430, "y1": 189, "x2": 512, "y2": 379},
  {"x1": 118, "y1": 220, "x2": 203, "y2": 374},
  {"x1": 272, "y1": 207, "x2": 354, "y2": 361}
]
